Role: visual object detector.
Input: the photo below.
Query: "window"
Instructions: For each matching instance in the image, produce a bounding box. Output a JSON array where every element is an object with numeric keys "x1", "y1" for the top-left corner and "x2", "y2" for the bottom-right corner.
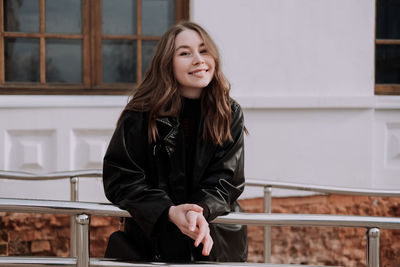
[
  {"x1": 0, "y1": 0, "x2": 189, "y2": 95},
  {"x1": 375, "y1": 0, "x2": 400, "y2": 95}
]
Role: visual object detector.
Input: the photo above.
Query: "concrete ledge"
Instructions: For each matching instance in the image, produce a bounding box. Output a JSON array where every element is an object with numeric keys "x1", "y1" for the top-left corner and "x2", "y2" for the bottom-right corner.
[{"x1": 0, "y1": 95, "x2": 399, "y2": 110}]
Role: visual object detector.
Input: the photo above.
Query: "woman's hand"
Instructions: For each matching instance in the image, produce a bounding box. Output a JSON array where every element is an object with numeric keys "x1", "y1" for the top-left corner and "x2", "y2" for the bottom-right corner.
[{"x1": 168, "y1": 204, "x2": 214, "y2": 256}]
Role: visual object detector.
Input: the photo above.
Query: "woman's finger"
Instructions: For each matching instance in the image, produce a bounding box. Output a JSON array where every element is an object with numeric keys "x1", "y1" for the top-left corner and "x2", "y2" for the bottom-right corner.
[
  {"x1": 202, "y1": 234, "x2": 213, "y2": 256},
  {"x1": 194, "y1": 216, "x2": 208, "y2": 247},
  {"x1": 186, "y1": 211, "x2": 197, "y2": 232},
  {"x1": 184, "y1": 204, "x2": 203, "y2": 213}
]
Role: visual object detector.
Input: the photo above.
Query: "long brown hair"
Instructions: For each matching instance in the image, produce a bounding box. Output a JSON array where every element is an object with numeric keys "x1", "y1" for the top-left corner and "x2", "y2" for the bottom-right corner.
[{"x1": 120, "y1": 21, "x2": 232, "y2": 146}]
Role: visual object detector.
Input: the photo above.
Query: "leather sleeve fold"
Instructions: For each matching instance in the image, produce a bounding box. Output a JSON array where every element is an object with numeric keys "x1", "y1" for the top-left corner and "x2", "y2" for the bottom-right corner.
[
  {"x1": 192, "y1": 101, "x2": 245, "y2": 221},
  {"x1": 102, "y1": 112, "x2": 174, "y2": 237}
]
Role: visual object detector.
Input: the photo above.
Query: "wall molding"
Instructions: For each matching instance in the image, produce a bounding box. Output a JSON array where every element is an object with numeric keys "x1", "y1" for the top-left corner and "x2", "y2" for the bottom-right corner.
[
  {"x1": 0, "y1": 95, "x2": 399, "y2": 110},
  {"x1": 0, "y1": 96, "x2": 128, "y2": 109},
  {"x1": 236, "y1": 96, "x2": 376, "y2": 109}
]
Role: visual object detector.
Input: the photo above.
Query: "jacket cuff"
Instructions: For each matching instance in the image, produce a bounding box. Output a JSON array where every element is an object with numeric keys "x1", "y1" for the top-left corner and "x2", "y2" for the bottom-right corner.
[
  {"x1": 197, "y1": 202, "x2": 210, "y2": 221},
  {"x1": 152, "y1": 205, "x2": 172, "y2": 235}
]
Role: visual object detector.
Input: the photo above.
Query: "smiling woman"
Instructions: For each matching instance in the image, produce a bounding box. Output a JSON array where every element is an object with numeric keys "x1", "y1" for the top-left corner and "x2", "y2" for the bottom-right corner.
[
  {"x1": 173, "y1": 29, "x2": 215, "y2": 99},
  {"x1": 102, "y1": 21, "x2": 248, "y2": 262}
]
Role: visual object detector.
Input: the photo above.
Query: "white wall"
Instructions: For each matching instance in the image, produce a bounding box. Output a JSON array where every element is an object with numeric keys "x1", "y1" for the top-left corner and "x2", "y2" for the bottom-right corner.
[
  {"x1": 0, "y1": 96, "x2": 124, "y2": 202},
  {"x1": 191, "y1": 0, "x2": 375, "y2": 97},
  {"x1": 190, "y1": 0, "x2": 400, "y2": 197},
  {"x1": 0, "y1": 0, "x2": 399, "y2": 201}
]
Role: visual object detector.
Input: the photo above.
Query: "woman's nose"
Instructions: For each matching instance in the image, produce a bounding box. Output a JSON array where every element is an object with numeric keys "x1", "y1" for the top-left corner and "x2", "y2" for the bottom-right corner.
[{"x1": 192, "y1": 52, "x2": 205, "y2": 65}]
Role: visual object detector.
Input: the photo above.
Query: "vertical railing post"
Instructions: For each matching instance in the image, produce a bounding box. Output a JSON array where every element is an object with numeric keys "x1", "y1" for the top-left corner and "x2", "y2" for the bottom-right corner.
[
  {"x1": 76, "y1": 214, "x2": 90, "y2": 267},
  {"x1": 70, "y1": 177, "x2": 79, "y2": 257},
  {"x1": 263, "y1": 186, "x2": 272, "y2": 263},
  {"x1": 367, "y1": 228, "x2": 380, "y2": 267}
]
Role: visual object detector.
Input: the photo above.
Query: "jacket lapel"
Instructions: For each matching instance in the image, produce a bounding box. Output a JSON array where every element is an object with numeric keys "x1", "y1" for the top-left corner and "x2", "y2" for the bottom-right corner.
[{"x1": 156, "y1": 117, "x2": 186, "y2": 203}]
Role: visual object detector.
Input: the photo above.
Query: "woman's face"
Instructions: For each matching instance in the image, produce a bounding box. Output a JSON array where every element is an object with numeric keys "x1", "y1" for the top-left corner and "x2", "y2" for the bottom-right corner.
[{"x1": 173, "y1": 29, "x2": 215, "y2": 99}]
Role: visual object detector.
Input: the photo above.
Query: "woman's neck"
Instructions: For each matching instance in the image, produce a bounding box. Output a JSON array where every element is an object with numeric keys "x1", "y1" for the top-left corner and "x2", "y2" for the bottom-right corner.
[{"x1": 179, "y1": 87, "x2": 202, "y2": 99}]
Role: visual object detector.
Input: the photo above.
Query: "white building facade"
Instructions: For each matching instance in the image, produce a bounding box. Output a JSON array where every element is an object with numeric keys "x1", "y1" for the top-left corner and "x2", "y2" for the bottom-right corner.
[{"x1": 0, "y1": 0, "x2": 399, "y2": 201}]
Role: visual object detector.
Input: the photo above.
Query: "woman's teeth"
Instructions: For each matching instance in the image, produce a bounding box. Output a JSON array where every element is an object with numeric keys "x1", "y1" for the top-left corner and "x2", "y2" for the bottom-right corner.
[{"x1": 191, "y1": 70, "x2": 207, "y2": 76}]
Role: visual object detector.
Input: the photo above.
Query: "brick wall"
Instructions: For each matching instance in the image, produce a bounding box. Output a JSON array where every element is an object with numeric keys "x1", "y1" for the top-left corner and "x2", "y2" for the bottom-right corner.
[
  {"x1": 1, "y1": 195, "x2": 399, "y2": 266},
  {"x1": 243, "y1": 195, "x2": 400, "y2": 266}
]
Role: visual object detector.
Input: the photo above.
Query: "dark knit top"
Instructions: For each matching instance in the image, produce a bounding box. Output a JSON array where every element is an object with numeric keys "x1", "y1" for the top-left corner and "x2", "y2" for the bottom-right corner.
[{"x1": 181, "y1": 97, "x2": 201, "y2": 183}]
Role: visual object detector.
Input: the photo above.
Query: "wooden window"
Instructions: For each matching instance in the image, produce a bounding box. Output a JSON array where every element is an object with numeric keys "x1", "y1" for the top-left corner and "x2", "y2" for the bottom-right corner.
[
  {"x1": 375, "y1": 0, "x2": 400, "y2": 95},
  {"x1": 0, "y1": 0, "x2": 189, "y2": 95}
]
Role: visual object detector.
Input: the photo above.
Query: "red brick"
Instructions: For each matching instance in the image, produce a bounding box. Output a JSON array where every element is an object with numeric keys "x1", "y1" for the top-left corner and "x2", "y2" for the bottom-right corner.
[
  {"x1": 31, "y1": 240, "x2": 51, "y2": 253},
  {"x1": 8, "y1": 240, "x2": 29, "y2": 255},
  {"x1": 50, "y1": 239, "x2": 69, "y2": 257},
  {"x1": 0, "y1": 243, "x2": 7, "y2": 255},
  {"x1": 91, "y1": 217, "x2": 112, "y2": 227}
]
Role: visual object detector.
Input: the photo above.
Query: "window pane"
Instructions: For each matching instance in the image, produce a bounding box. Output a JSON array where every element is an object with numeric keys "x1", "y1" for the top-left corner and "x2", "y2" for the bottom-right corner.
[
  {"x1": 376, "y1": 45, "x2": 400, "y2": 84},
  {"x1": 46, "y1": 39, "x2": 82, "y2": 83},
  {"x1": 376, "y1": 0, "x2": 400, "y2": 39},
  {"x1": 103, "y1": 40, "x2": 137, "y2": 83},
  {"x1": 5, "y1": 38, "x2": 40, "y2": 82},
  {"x1": 46, "y1": 0, "x2": 82, "y2": 34},
  {"x1": 142, "y1": 40, "x2": 158, "y2": 77},
  {"x1": 102, "y1": 0, "x2": 137, "y2": 35},
  {"x1": 5, "y1": 0, "x2": 39, "y2": 32},
  {"x1": 142, "y1": 0, "x2": 174, "y2": 36}
]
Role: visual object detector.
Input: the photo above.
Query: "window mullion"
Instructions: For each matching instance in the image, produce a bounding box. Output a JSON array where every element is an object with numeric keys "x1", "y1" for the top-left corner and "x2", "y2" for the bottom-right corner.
[
  {"x1": 40, "y1": 0, "x2": 46, "y2": 84},
  {"x1": 91, "y1": 0, "x2": 102, "y2": 86},
  {"x1": 0, "y1": 0, "x2": 4, "y2": 84},
  {"x1": 82, "y1": 0, "x2": 90, "y2": 86},
  {"x1": 137, "y1": 0, "x2": 142, "y2": 82},
  {"x1": 175, "y1": 0, "x2": 189, "y2": 23},
  {"x1": 376, "y1": 39, "x2": 400, "y2": 45}
]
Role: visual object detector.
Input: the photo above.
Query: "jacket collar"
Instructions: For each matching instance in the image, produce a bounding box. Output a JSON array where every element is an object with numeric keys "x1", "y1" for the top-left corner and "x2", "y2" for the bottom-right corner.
[{"x1": 156, "y1": 117, "x2": 179, "y2": 155}]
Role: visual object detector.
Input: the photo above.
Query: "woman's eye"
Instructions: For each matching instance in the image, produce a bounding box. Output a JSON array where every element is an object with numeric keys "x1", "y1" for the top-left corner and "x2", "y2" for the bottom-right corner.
[
  {"x1": 179, "y1": 52, "x2": 190, "y2": 56},
  {"x1": 200, "y1": 49, "x2": 207, "y2": 54}
]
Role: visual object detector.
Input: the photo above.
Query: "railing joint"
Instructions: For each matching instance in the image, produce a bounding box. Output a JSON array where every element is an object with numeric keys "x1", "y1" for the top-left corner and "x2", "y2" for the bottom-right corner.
[
  {"x1": 367, "y1": 227, "x2": 380, "y2": 267},
  {"x1": 76, "y1": 214, "x2": 90, "y2": 267},
  {"x1": 263, "y1": 186, "x2": 272, "y2": 263}
]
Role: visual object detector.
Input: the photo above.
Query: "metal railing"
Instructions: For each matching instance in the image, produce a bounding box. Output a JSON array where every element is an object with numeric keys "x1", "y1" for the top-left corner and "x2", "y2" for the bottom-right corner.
[
  {"x1": 245, "y1": 179, "x2": 400, "y2": 263},
  {"x1": 1, "y1": 170, "x2": 400, "y2": 267},
  {"x1": 1, "y1": 197, "x2": 400, "y2": 267},
  {"x1": 0, "y1": 169, "x2": 102, "y2": 258}
]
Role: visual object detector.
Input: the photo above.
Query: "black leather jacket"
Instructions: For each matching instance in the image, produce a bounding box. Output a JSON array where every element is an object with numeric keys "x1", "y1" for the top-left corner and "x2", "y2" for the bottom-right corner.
[{"x1": 103, "y1": 99, "x2": 247, "y2": 262}]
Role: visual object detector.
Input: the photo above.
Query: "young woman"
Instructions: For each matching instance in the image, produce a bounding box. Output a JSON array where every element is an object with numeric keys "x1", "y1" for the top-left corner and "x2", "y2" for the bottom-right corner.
[{"x1": 103, "y1": 21, "x2": 247, "y2": 262}]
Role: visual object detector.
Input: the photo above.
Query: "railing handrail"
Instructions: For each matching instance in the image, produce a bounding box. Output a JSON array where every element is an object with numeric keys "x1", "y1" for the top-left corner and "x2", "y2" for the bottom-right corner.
[
  {"x1": 0, "y1": 256, "x2": 333, "y2": 267},
  {"x1": 1, "y1": 169, "x2": 399, "y2": 197},
  {"x1": 0, "y1": 169, "x2": 102, "y2": 180},
  {"x1": 246, "y1": 179, "x2": 400, "y2": 197},
  {"x1": 1, "y1": 197, "x2": 400, "y2": 230}
]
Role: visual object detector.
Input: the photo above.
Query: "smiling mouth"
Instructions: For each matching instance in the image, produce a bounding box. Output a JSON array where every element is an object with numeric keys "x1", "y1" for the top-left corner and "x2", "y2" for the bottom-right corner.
[{"x1": 189, "y1": 69, "x2": 208, "y2": 75}]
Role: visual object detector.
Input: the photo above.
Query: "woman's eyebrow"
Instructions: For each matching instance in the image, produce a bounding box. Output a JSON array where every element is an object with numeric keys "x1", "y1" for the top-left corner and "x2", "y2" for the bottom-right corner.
[
  {"x1": 175, "y1": 43, "x2": 205, "y2": 52},
  {"x1": 175, "y1": 45, "x2": 190, "y2": 51}
]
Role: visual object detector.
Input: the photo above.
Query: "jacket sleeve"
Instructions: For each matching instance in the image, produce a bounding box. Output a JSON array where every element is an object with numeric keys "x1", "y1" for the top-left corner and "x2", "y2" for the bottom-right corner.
[
  {"x1": 103, "y1": 112, "x2": 174, "y2": 237},
  {"x1": 191, "y1": 101, "x2": 245, "y2": 221}
]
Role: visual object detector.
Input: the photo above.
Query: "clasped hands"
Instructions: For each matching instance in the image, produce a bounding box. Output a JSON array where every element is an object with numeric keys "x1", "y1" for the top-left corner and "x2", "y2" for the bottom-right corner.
[{"x1": 168, "y1": 204, "x2": 213, "y2": 256}]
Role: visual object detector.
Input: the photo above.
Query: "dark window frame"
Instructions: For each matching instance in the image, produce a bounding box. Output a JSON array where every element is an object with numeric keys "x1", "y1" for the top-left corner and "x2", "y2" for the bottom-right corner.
[
  {"x1": 0, "y1": 0, "x2": 189, "y2": 95},
  {"x1": 375, "y1": 0, "x2": 400, "y2": 95}
]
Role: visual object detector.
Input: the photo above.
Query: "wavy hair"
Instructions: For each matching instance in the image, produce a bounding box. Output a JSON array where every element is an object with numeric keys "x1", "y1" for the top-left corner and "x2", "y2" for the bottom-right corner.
[{"x1": 120, "y1": 21, "x2": 232, "y2": 146}]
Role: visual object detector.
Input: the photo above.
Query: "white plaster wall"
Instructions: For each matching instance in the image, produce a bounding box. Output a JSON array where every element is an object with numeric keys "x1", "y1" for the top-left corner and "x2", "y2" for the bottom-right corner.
[
  {"x1": 189, "y1": 0, "x2": 399, "y2": 197},
  {"x1": 0, "y1": 97, "x2": 125, "y2": 202},
  {"x1": 1, "y1": 0, "x2": 400, "y2": 202},
  {"x1": 191, "y1": 0, "x2": 375, "y2": 97},
  {"x1": 373, "y1": 97, "x2": 400, "y2": 189},
  {"x1": 244, "y1": 108, "x2": 373, "y2": 185}
]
